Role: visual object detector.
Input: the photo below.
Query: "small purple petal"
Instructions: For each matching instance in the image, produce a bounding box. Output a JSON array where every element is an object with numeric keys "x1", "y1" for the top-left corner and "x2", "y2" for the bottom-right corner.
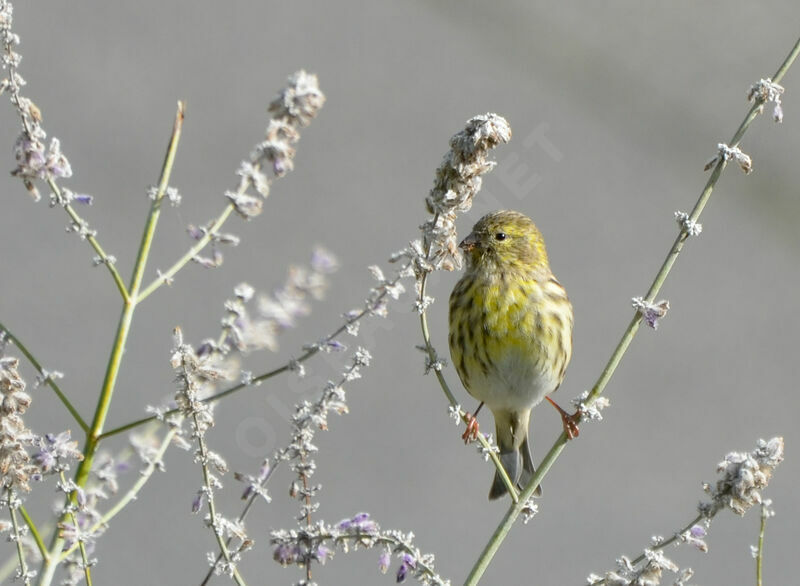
[
  {"x1": 378, "y1": 551, "x2": 391, "y2": 574},
  {"x1": 273, "y1": 544, "x2": 296, "y2": 566},
  {"x1": 690, "y1": 524, "x2": 707, "y2": 538},
  {"x1": 186, "y1": 225, "x2": 205, "y2": 240},
  {"x1": 315, "y1": 544, "x2": 332, "y2": 564},
  {"x1": 191, "y1": 491, "x2": 204, "y2": 513},
  {"x1": 352, "y1": 512, "x2": 370, "y2": 524}
]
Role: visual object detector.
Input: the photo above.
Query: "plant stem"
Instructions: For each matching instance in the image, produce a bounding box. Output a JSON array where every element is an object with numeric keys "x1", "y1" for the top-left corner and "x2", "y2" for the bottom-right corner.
[
  {"x1": 18, "y1": 505, "x2": 47, "y2": 561},
  {"x1": 7, "y1": 490, "x2": 33, "y2": 586},
  {"x1": 199, "y1": 459, "x2": 279, "y2": 586},
  {"x1": 586, "y1": 513, "x2": 705, "y2": 585},
  {"x1": 58, "y1": 425, "x2": 178, "y2": 563},
  {"x1": 39, "y1": 102, "x2": 184, "y2": 586},
  {"x1": 77, "y1": 101, "x2": 185, "y2": 484},
  {"x1": 756, "y1": 503, "x2": 768, "y2": 586},
  {"x1": 59, "y1": 472, "x2": 93, "y2": 586},
  {"x1": 464, "y1": 35, "x2": 800, "y2": 586},
  {"x1": 194, "y1": 420, "x2": 247, "y2": 586},
  {"x1": 49, "y1": 179, "x2": 130, "y2": 301},
  {"x1": 98, "y1": 270, "x2": 404, "y2": 440},
  {"x1": 418, "y1": 274, "x2": 518, "y2": 501},
  {"x1": 137, "y1": 203, "x2": 234, "y2": 302},
  {"x1": 0, "y1": 322, "x2": 88, "y2": 432}
]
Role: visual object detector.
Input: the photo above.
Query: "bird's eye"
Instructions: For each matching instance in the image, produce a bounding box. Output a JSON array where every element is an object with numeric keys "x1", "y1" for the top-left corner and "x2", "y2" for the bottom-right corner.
[{"x1": 495, "y1": 232, "x2": 507, "y2": 241}]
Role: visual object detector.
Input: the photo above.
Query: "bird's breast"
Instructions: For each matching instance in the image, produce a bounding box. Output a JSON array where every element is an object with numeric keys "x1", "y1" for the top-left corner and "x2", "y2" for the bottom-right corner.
[{"x1": 449, "y1": 271, "x2": 572, "y2": 411}]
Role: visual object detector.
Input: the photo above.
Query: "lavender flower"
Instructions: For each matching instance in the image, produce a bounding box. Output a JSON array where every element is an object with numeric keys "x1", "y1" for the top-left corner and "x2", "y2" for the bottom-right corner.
[
  {"x1": 270, "y1": 516, "x2": 449, "y2": 585},
  {"x1": 215, "y1": 248, "x2": 339, "y2": 353},
  {"x1": 673, "y1": 211, "x2": 702, "y2": 236},
  {"x1": 0, "y1": 357, "x2": 36, "y2": 491},
  {"x1": 631, "y1": 297, "x2": 670, "y2": 330},
  {"x1": 704, "y1": 142, "x2": 752, "y2": 174},
  {"x1": 681, "y1": 524, "x2": 708, "y2": 552},
  {"x1": 700, "y1": 437, "x2": 784, "y2": 517},
  {"x1": 32, "y1": 431, "x2": 82, "y2": 474},
  {"x1": 590, "y1": 438, "x2": 784, "y2": 586},
  {"x1": 747, "y1": 78, "x2": 785, "y2": 123},
  {"x1": 228, "y1": 71, "x2": 325, "y2": 219},
  {"x1": 421, "y1": 113, "x2": 511, "y2": 272},
  {"x1": 268, "y1": 70, "x2": 326, "y2": 128},
  {"x1": 396, "y1": 553, "x2": 416, "y2": 583},
  {"x1": 379, "y1": 549, "x2": 392, "y2": 574}
]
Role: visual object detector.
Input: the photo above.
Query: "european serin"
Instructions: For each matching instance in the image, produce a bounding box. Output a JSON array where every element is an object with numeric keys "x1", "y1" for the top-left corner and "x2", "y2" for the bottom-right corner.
[{"x1": 449, "y1": 210, "x2": 575, "y2": 500}]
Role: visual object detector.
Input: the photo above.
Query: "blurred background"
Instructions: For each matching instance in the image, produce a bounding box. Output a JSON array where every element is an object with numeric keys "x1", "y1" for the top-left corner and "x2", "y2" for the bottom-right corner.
[{"x1": 1, "y1": 1, "x2": 799, "y2": 584}]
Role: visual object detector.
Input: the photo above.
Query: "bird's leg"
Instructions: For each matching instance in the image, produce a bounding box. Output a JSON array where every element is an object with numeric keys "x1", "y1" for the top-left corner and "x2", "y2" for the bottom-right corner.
[
  {"x1": 546, "y1": 396, "x2": 580, "y2": 439},
  {"x1": 461, "y1": 402, "x2": 484, "y2": 443}
]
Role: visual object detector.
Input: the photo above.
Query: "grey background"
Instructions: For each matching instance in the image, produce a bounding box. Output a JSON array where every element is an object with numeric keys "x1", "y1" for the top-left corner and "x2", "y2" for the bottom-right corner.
[{"x1": 1, "y1": 1, "x2": 799, "y2": 584}]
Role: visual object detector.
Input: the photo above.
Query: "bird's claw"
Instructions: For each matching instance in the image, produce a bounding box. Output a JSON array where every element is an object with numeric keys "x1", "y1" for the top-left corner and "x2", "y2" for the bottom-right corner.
[
  {"x1": 462, "y1": 413, "x2": 480, "y2": 444},
  {"x1": 547, "y1": 396, "x2": 581, "y2": 440},
  {"x1": 561, "y1": 411, "x2": 580, "y2": 440}
]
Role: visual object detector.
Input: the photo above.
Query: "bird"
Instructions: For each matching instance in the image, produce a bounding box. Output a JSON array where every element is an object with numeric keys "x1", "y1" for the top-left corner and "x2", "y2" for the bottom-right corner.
[{"x1": 448, "y1": 210, "x2": 576, "y2": 499}]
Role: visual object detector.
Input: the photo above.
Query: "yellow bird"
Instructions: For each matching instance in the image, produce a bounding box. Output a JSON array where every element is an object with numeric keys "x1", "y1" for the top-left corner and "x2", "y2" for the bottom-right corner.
[{"x1": 449, "y1": 210, "x2": 576, "y2": 499}]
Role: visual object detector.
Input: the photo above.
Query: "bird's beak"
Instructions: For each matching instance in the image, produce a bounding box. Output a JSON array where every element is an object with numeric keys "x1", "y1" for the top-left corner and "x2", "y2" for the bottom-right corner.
[{"x1": 459, "y1": 232, "x2": 479, "y2": 252}]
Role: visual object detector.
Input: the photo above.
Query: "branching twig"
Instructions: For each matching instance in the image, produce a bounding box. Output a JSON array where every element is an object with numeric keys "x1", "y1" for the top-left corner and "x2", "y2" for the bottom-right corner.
[
  {"x1": 587, "y1": 438, "x2": 783, "y2": 585},
  {"x1": 58, "y1": 425, "x2": 177, "y2": 563},
  {"x1": 38, "y1": 101, "x2": 185, "y2": 586},
  {"x1": 6, "y1": 489, "x2": 34, "y2": 586},
  {"x1": 0, "y1": 324, "x2": 88, "y2": 432},
  {"x1": 98, "y1": 262, "x2": 408, "y2": 441}
]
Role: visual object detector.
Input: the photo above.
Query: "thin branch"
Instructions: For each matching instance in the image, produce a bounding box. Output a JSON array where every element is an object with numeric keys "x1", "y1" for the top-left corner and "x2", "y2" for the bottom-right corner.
[
  {"x1": 98, "y1": 272, "x2": 401, "y2": 441},
  {"x1": 0, "y1": 322, "x2": 88, "y2": 432},
  {"x1": 58, "y1": 472, "x2": 93, "y2": 586},
  {"x1": 137, "y1": 202, "x2": 235, "y2": 303},
  {"x1": 7, "y1": 489, "x2": 33, "y2": 586},
  {"x1": 1, "y1": 15, "x2": 128, "y2": 299},
  {"x1": 58, "y1": 425, "x2": 177, "y2": 563},
  {"x1": 50, "y1": 181, "x2": 130, "y2": 301},
  {"x1": 199, "y1": 459, "x2": 279, "y2": 586},
  {"x1": 17, "y1": 506, "x2": 47, "y2": 563},
  {"x1": 586, "y1": 513, "x2": 705, "y2": 586},
  {"x1": 417, "y1": 272, "x2": 518, "y2": 501},
  {"x1": 756, "y1": 502, "x2": 771, "y2": 586},
  {"x1": 194, "y1": 418, "x2": 247, "y2": 586},
  {"x1": 40, "y1": 103, "x2": 185, "y2": 585}
]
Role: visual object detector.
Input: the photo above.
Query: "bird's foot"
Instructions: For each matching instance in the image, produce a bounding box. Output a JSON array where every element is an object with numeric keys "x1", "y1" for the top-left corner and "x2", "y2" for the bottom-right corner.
[
  {"x1": 546, "y1": 396, "x2": 580, "y2": 440},
  {"x1": 461, "y1": 413, "x2": 480, "y2": 444}
]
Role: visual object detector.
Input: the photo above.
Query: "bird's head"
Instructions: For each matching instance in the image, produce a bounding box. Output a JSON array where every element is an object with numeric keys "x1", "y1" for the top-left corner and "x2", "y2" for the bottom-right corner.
[{"x1": 459, "y1": 210, "x2": 550, "y2": 275}]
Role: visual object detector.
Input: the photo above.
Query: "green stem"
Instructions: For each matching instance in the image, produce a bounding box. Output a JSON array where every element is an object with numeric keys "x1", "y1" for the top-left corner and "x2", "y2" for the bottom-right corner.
[
  {"x1": 0, "y1": 322, "x2": 88, "y2": 432},
  {"x1": 59, "y1": 425, "x2": 178, "y2": 563},
  {"x1": 49, "y1": 180, "x2": 130, "y2": 302},
  {"x1": 18, "y1": 506, "x2": 47, "y2": 562},
  {"x1": 137, "y1": 204, "x2": 235, "y2": 303},
  {"x1": 464, "y1": 35, "x2": 800, "y2": 585},
  {"x1": 756, "y1": 503, "x2": 768, "y2": 586},
  {"x1": 76, "y1": 101, "x2": 185, "y2": 483},
  {"x1": 39, "y1": 103, "x2": 185, "y2": 586},
  {"x1": 7, "y1": 490, "x2": 33, "y2": 586},
  {"x1": 59, "y1": 471, "x2": 93, "y2": 586}
]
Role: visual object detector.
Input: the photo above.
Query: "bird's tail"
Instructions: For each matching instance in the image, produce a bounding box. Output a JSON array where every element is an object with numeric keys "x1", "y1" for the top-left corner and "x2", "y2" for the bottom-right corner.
[{"x1": 489, "y1": 408, "x2": 541, "y2": 500}]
